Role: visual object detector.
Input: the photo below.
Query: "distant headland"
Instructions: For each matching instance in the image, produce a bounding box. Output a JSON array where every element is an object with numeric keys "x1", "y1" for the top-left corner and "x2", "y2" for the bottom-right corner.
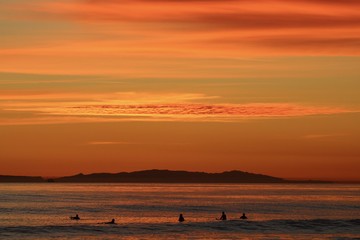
[{"x1": 0, "y1": 169, "x2": 330, "y2": 183}]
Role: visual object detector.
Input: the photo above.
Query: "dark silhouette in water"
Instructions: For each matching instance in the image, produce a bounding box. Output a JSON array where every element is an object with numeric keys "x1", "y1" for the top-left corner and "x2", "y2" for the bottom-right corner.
[
  {"x1": 105, "y1": 219, "x2": 116, "y2": 224},
  {"x1": 98, "y1": 219, "x2": 116, "y2": 224},
  {"x1": 70, "y1": 214, "x2": 80, "y2": 220},
  {"x1": 178, "y1": 214, "x2": 185, "y2": 222},
  {"x1": 217, "y1": 211, "x2": 227, "y2": 220},
  {"x1": 240, "y1": 213, "x2": 248, "y2": 219}
]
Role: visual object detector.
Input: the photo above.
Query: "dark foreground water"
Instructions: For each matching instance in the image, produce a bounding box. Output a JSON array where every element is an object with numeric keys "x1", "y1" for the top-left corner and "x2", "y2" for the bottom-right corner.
[{"x1": 0, "y1": 183, "x2": 359, "y2": 239}]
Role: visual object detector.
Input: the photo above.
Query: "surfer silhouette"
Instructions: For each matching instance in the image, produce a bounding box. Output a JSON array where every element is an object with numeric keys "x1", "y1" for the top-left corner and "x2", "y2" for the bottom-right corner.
[
  {"x1": 105, "y1": 219, "x2": 116, "y2": 224},
  {"x1": 217, "y1": 211, "x2": 227, "y2": 220},
  {"x1": 70, "y1": 214, "x2": 80, "y2": 220},
  {"x1": 240, "y1": 213, "x2": 248, "y2": 219},
  {"x1": 98, "y1": 218, "x2": 116, "y2": 224},
  {"x1": 178, "y1": 214, "x2": 185, "y2": 222}
]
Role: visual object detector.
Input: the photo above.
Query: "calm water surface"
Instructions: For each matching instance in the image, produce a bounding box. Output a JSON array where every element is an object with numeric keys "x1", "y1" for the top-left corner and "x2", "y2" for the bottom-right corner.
[{"x1": 0, "y1": 183, "x2": 359, "y2": 239}]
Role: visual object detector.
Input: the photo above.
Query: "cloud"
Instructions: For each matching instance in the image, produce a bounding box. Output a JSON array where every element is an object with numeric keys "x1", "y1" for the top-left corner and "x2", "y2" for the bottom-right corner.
[
  {"x1": 86, "y1": 0, "x2": 360, "y2": 5},
  {"x1": 28, "y1": 1, "x2": 360, "y2": 30},
  {"x1": 205, "y1": 36, "x2": 360, "y2": 55},
  {"x1": 253, "y1": 37, "x2": 360, "y2": 49},
  {"x1": 87, "y1": 141, "x2": 137, "y2": 145},
  {"x1": 34, "y1": 103, "x2": 356, "y2": 121},
  {"x1": 0, "y1": 91, "x2": 218, "y2": 103},
  {"x1": 0, "y1": 114, "x2": 119, "y2": 126},
  {"x1": 303, "y1": 134, "x2": 347, "y2": 139},
  {"x1": 296, "y1": 0, "x2": 360, "y2": 5},
  {"x1": 1, "y1": 0, "x2": 359, "y2": 81},
  {"x1": 1, "y1": 102, "x2": 357, "y2": 125},
  {"x1": 3, "y1": 0, "x2": 357, "y2": 62},
  {"x1": 1, "y1": 91, "x2": 357, "y2": 125}
]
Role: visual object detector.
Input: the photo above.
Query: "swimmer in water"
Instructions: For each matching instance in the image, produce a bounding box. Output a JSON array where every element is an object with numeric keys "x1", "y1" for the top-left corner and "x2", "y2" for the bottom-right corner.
[{"x1": 178, "y1": 214, "x2": 185, "y2": 222}]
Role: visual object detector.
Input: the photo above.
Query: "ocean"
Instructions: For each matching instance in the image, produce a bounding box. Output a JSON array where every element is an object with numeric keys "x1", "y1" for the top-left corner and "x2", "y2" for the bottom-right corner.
[{"x1": 0, "y1": 183, "x2": 359, "y2": 239}]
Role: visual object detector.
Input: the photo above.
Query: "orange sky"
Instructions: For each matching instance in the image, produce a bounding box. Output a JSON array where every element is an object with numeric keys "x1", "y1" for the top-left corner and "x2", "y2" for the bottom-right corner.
[{"x1": 0, "y1": 0, "x2": 359, "y2": 181}]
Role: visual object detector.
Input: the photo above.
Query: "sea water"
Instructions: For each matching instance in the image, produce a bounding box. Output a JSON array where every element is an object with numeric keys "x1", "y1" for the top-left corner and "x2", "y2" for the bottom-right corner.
[{"x1": 0, "y1": 183, "x2": 359, "y2": 239}]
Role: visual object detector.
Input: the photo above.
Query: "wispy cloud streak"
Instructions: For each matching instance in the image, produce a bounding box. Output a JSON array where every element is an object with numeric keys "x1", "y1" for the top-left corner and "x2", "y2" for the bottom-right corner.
[
  {"x1": 1, "y1": 91, "x2": 357, "y2": 124},
  {"x1": 1, "y1": 0, "x2": 359, "y2": 77},
  {"x1": 29, "y1": 1, "x2": 360, "y2": 30},
  {"x1": 36, "y1": 103, "x2": 355, "y2": 121},
  {"x1": 87, "y1": 141, "x2": 137, "y2": 145}
]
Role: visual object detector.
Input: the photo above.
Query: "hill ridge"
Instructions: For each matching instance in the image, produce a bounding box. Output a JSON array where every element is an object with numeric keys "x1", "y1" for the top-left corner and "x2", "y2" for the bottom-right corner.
[{"x1": 0, "y1": 169, "x2": 331, "y2": 183}]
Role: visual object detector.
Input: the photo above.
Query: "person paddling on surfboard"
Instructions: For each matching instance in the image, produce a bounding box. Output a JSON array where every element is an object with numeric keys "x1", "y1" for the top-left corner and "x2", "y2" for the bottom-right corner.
[
  {"x1": 98, "y1": 218, "x2": 116, "y2": 224},
  {"x1": 217, "y1": 211, "x2": 227, "y2": 220},
  {"x1": 70, "y1": 214, "x2": 80, "y2": 220},
  {"x1": 105, "y1": 219, "x2": 116, "y2": 224}
]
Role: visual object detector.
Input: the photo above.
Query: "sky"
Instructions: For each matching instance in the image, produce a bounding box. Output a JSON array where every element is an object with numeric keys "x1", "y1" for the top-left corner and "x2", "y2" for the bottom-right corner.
[{"x1": 0, "y1": 0, "x2": 359, "y2": 181}]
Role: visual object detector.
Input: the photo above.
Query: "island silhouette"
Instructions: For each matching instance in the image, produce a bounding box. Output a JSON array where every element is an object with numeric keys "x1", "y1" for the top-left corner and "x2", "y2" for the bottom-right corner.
[{"x1": 0, "y1": 169, "x2": 330, "y2": 183}]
